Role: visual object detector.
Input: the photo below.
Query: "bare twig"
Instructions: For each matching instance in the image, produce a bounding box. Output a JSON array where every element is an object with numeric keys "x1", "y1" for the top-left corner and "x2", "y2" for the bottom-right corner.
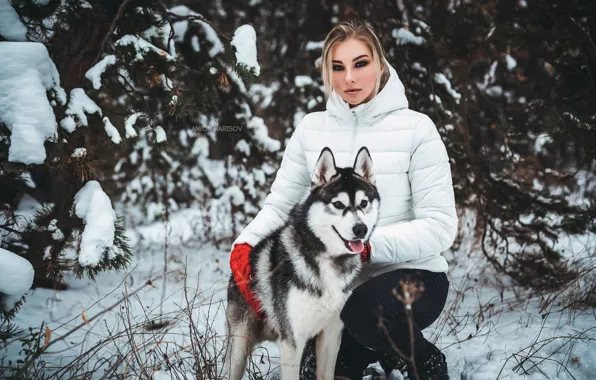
[
  {"x1": 13, "y1": 270, "x2": 178, "y2": 377},
  {"x1": 90, "y1": 0, "x2": 135, "y2": 67},
  {"x1": 396, "y1": 0, "x2": 409, "y2": 29}
]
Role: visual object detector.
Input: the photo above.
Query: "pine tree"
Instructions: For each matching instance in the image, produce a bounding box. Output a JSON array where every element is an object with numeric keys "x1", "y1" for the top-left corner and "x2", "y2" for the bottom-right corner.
[
  {"x1": 91, "y1": 3, "x2": 286, "y2": 249},
  {"x1": 0, "y1": 0, "x2": 275, "y2": 334}
]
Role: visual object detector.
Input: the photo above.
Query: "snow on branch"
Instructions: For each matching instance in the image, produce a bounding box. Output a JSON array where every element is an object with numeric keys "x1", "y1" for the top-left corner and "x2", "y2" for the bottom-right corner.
[
  {"x1": 231, "y1": 24, "x2": 260, "y2": 76},
  {"x1": 434, "y1": 73, "x2": 462, "y2": 103},
  {"x1": 393, "y1": 27, "x2": 425, "y2": 46},
  {"x1": 0, "y1": 248, "x2": 34, "y2": 298},
  {"x1": 0, "y1": 0, "x2": 28, "y2": 41},
  {"x1": 73, "y1": 181, "x2": 118, "y2": 267},
  {"x1": 60, "y1": 88, "x2": 102, "y2": 132},
  {"x1": 115, "y1": 35, "x2": 175, "y2": 62},
  {"x1": 85, "y1": 55, "x2": 117, "y2": 90},
  {"x1": 168, "y1": 5, "x2": 225, "y2": 57},
  {"x1": 0, "y1": 42, "x2": 65, "y2": 165}
]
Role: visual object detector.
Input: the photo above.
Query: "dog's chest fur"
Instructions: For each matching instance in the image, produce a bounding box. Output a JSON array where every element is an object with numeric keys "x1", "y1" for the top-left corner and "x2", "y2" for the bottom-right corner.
[{"x1": 285, "y1": 259, "x2": 354, "y2": 338}]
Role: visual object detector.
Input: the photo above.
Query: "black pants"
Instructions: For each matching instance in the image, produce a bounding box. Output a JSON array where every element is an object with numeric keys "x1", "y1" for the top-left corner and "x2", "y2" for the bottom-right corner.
[{"x1": 300, "y1": 268, "x2": 449, "y2": 379}]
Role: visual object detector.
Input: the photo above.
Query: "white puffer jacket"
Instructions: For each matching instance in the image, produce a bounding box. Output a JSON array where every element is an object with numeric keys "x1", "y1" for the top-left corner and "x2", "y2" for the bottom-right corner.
[{"x1": 232, "y1": 60, "x2": 458, "y2": 284}]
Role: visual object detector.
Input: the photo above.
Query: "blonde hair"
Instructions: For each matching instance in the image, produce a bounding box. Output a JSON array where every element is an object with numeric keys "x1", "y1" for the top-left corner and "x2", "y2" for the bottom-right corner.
[{"x1": 321, "y1": 20, "x2": 390, "y2": 100}]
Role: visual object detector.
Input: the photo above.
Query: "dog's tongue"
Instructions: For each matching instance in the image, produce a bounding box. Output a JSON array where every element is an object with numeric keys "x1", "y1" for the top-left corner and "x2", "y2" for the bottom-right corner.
[{"x1": 348, "y1": 240, "x2": 364, "y2": 253}]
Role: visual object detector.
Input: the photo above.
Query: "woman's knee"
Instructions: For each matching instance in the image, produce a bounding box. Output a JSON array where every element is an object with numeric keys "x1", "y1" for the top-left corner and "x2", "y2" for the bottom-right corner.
[{"x1": 340, "y1": 288, "x2": 388, "y2": 348}]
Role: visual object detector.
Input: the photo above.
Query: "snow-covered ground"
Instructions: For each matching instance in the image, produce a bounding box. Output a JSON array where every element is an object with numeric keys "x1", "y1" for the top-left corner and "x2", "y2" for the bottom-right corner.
[{"x1": 2, "y1": 208, "x2": 595, "y2": 379}]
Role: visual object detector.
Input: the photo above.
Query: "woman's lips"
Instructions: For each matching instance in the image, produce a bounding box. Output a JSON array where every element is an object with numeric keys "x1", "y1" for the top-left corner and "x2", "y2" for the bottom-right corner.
[{"x1": 345, "y1": 89, "x2": 361, "y2": 95}]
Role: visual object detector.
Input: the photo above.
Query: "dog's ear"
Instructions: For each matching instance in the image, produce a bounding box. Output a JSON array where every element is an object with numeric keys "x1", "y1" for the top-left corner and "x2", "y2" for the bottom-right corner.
[
  {"x1": 353, "y1": 147, "x2": 375, "y2": 185},
  {"x1": 312, "y1": 147, "x2": 337, "y2": 186}
]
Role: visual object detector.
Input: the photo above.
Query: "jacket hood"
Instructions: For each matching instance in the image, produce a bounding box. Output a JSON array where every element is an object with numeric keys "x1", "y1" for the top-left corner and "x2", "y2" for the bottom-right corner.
[{"x1": 325, "y1": 59, "x2": 409, "y2": 124}]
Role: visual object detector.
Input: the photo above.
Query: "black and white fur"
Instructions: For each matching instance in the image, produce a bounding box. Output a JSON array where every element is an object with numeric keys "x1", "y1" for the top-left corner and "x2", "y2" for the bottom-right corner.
[{"x1": 224, "y1": 147, "x2": 380, "y2": 380}]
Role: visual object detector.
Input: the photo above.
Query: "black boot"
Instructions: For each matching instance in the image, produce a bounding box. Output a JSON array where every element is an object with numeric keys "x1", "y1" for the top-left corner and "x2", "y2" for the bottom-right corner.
[
  {"x1": 379, "y1": 352, "x2": 408, "y2": 375},
  {"x1": 414, "y1": 342, "x2": 449, "y2": 380}
]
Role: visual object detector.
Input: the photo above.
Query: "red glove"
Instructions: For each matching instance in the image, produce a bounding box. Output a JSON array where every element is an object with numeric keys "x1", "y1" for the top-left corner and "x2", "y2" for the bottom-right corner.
[
  {"x1": 229, "y1": 243, "x2": 266, "y2": 320},
  {"x1": 360, "y1": 241, "x2": 372, "y2": 263}
]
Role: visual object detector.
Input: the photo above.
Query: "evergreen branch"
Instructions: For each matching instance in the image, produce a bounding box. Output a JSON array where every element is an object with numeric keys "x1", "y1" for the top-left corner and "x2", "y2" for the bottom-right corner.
[
  {"x1": 90, "y1": 0, "x2": 135, "y2": 68},
  {"x1": 166, "y1": 11, "x2": 231, "y2": 42},
  {"x1": 0, "y1": 223, "x2": 21, "y2": 235}
]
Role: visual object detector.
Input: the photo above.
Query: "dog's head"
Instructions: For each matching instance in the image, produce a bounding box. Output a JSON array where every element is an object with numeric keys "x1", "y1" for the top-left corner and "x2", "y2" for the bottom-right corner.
[{"x1": 307, "y1": 146, "x2": 380, "y2": 257}]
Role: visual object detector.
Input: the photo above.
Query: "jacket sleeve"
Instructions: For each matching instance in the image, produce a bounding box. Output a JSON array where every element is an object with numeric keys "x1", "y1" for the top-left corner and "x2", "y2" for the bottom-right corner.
[
  {"x1": 230, "y1": 115, "x2": 311, "y2": 253},
  {"x1": 369, "y1": 115, "x2": 458, "y2": 264}
]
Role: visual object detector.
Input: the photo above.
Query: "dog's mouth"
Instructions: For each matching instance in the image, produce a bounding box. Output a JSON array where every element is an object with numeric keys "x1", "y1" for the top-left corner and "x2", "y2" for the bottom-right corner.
[{"x1": 332, "y1": 226, "x2": 365, "y2": 253}]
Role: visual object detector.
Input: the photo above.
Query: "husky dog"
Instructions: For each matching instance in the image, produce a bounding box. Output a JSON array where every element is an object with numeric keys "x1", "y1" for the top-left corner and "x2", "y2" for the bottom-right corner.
[{"x1": 224, "y1": 146, "x2": 380, "y2": 380}]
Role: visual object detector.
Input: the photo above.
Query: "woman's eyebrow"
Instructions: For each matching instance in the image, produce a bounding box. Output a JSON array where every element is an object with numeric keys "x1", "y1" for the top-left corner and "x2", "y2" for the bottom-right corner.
[{"x1": 332, "y1": 54, "x2": 369, "y2": 63}]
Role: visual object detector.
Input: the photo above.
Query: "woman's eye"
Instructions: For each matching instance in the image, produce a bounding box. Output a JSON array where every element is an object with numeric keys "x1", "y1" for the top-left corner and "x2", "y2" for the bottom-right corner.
[
  {"x1": 356, "y1": 61, "x2": 368, "y2": 67},
  {"x1": 360, "y1": 199, "x2": 368, "y2": 208},
  {"x1": 333, "y1": 201, "x2": 345, "y2": 209},
  {"x1": 333, "y1": 65, "x2": 343, "y2": 71}
]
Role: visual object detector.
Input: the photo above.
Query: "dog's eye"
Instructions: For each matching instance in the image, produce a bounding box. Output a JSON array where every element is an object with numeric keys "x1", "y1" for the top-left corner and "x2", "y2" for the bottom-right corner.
[
  {"x1": 360, "y1": 199, "x2": 368, "y2": 208},
  {"x1": 332, "y1": 201, "x2": 345, "y2": 209}
]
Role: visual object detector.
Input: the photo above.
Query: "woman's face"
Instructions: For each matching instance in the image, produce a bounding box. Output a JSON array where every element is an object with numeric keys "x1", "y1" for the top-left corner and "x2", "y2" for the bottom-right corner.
[{"x1": 331, "y1": 38, "x2": 383, "y2": 107}]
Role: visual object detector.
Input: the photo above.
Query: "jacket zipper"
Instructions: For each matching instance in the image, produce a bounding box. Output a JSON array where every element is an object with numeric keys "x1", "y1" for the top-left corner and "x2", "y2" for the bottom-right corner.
[{"x1": 351, "y1": 110, "x2": 358, "y2": 157}]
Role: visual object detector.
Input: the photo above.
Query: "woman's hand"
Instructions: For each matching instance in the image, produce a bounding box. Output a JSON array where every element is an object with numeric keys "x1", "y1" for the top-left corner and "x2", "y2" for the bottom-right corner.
[
  {"x1": 229, "y1": 243, "x2": 265, "y2": 319},
  {"x1": 361, "y1": 241, "x2": 371, "y2": 263}
]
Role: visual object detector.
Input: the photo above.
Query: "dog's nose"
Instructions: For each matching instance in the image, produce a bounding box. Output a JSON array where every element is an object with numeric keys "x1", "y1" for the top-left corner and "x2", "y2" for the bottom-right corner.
[{"x1": 352, "y1": 223, "x2": 367, "y2": 238}]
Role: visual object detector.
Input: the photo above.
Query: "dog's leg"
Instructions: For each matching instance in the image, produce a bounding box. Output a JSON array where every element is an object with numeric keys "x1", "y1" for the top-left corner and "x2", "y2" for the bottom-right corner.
[
  {"x1": 280, "y1": 338, "x2": 305, "y2": 380},
  {"x1": 223, "y1": 318, "x2": 256, "y2": 380},
  {"x1": 316, "y1": 319, "x2": 344, "y2": 380}
]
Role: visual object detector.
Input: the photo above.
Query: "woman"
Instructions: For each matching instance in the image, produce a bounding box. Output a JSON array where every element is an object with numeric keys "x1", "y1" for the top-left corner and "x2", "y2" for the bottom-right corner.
[{"x1": 229, "y1": 20, "x2": 457, "y2": 380}]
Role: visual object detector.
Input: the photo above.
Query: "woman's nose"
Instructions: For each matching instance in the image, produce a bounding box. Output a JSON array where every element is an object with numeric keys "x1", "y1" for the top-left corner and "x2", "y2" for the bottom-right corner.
[{"x1": 345, "y1": 68, "x2": 354, "y2": 83}]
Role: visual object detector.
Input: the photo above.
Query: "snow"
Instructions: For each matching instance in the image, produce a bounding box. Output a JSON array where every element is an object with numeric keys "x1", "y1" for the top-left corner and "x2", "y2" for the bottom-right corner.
[
  {"x1": 191, "y1": 35, "x2": 200, "y2": 52},
  {"x1": 305, "y1": 40, "x2": 325, "y2": 51},
  {"x1": 248, "y1": 81, "x2": 280, "y2": 109},
  {"x1": 295, "y1": 75, "x2": 313, "y2": 87},
  {"x1": 169, "y1": 5, "x2": 223, "y2": 57},
  {"x1": 102, "y1": 116, "x2": 121, "y2": 144},
  {"x1": 224, "y1": 186, "x2": 245, "y2": 206},
  {"x1": 236, "y1": 139, "x2": 251, "y2": 155},
  {"x1": 535, "y1": 132, "x2": 553, "y2": 153},
  {"x1": 247, "y1": 116, "x2": 281, "y2": 152},
  {"x1": 21, "y1": 171, "x2": 36, "y2": 188},
  {"x1": 72, "y1": 147, "x2": 86, "y2": 158},
  {"x1": 85, "y1": 54, "x2": 116, "y2": 90},
  {"x1": 392, "y1": 28, "x2": 425, "y2": 46},
  {"x1": 1, "y1": 208, "x2": 594, "y2": 379},
  {"x1": 412, "y1": 62, "x2": 427, "y2": 73},
  {"x1": 47, "y1": 219, "x2": 65, "y2": 241},
  {"x1": 0, "y1": 247, "x2": 34, "y2": 297},
  {"x1": 115, "y1": 35, "x2": 174, "y2": 62},
  {"x1": 477, "y1": 61, "x2": 498, "y2": 93},
  {"x1": 0, "y1": 0, "x2": 27, "y2": 41},
  {"x1": 73, "y1": 180, "x2": 117, "y2": 267},
  {"x1": 191, "y1": 136, "x2": 209, "y2": 157},
  {"x1": 434, "y1": 73, "x2": 462, "y2": 103},
  {"x1": 141, "y1": 23, "x2": 177, "y2": 58},
  {"x1": 124, "y1": 112, "x2": 143, "y2": 138},
  {"x1": 153, "y1": 370, "x2": 194, "y2": 380},
  {"x1": 154, "y1": 126, "x2": 167, "y2": 142},
  {"x1": 0, "y1": 42, "x2": 65, "y2": 165},
  {"x1": 62, "y1": 88, "x2": 103, "y2": 131},
  {"x1": 231, "y1": 24, "x2": 260, "y2": 76},
  {"x1": 59, "y1": 115, "x2": 76, "y2": 132},
  {"x1": 505, "y1": 54, "x2": 517, "y2": 70}
]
